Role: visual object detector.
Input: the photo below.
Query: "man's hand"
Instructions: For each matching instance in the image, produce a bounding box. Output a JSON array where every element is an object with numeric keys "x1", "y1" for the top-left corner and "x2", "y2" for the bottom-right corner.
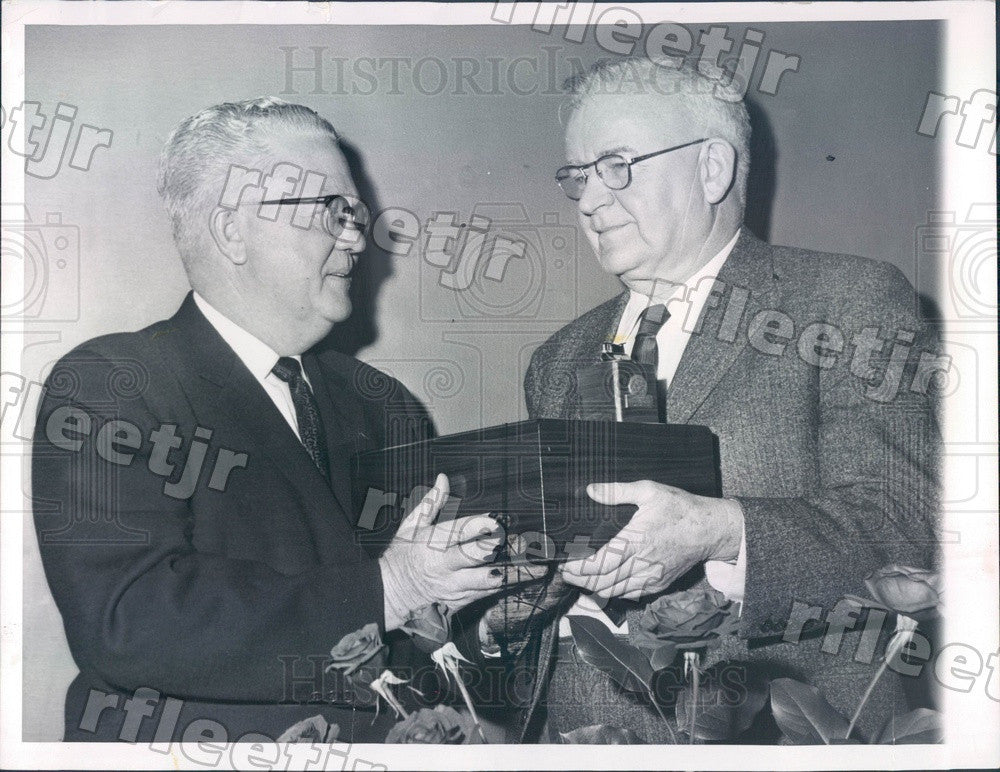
[
  {"x1": 479, "y1": 535, "x2": 576, "y2": 657},
  {"x1": 559, "y1": 481, "x2": 744, "y2": 600},
  {"x1": 380, "y1": 474, "x2": 505, "y2": 631}
]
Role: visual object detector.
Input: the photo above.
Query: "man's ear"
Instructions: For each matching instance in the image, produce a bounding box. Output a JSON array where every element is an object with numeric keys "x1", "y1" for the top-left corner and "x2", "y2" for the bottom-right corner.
[
  {"x1": 699, "y1": 139, "x2": 738, "y2": 205},
  {"x1": 209, "y1": 207, "x2": 248, "y2": 265}
]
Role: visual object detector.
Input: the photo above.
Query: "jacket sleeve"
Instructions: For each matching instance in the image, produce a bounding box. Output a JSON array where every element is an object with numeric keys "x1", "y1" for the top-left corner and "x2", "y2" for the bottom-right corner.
[
  {"x1": 734, "y1": 262, "x2": 941, "y2": 638},
  {"x1": 32, "y1": 347, "x2": 386, "y2": 704}
]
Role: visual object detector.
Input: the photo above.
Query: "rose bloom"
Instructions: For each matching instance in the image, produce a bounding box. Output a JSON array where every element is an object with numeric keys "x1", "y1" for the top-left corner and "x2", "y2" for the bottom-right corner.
[
  {"x1": 400, "y1": 603, "x2": 451, "y2": 654},
  {"x1": 385, "y1": 706, "x2": 466, "y2": 744},
  {"x1": 634, "y1": 587, "x2": 738, "y2": 650},
  {"x1": 865, "y1": 565, "x2": 942, "y2": 618},
  {"x1": 277, "y1": 714, "x2": 338, "y2": 744},
  {"x1": 328, "y1": 622, "x2": 383, "y2": 667}
]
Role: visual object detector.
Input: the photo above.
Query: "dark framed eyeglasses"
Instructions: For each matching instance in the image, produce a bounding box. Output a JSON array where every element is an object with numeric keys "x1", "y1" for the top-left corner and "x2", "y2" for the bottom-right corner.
[
  {"x1": 257, "y1": 194, "x2": 371, "y2": 238},
  {"x1": 555, "y1": 138, "x2": 708, "y2": 201}
]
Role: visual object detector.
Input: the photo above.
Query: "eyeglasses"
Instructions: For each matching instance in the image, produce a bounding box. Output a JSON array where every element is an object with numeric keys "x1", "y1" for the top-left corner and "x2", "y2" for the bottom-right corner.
[
  {"x1": 257, "y1": 194, "x2": 371, "y2": 238},
  {"x1": 555, "y1": 138, "x2": 708, "y2": 201}
]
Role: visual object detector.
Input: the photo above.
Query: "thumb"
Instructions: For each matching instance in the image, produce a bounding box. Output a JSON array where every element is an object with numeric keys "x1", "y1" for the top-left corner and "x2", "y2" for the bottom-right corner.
[
  {"x1": 398, "y1": 474, "x2": 450, "y2": 537},
  {"x1": 416, "y1": 473, "x2": 450, "y2": 528},
  {"x1": 586, "y1": 480, "x2": 648, "y2": 506}
]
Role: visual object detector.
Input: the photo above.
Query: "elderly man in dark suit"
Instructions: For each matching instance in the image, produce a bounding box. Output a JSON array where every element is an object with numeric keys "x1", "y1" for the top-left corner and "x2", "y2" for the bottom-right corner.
[
  {"x1": 31, "y1": 98, "x2": 509, "y2": 743},
  {"x1": 513, "y1": 59, "x2": 940, "y2": 742}
]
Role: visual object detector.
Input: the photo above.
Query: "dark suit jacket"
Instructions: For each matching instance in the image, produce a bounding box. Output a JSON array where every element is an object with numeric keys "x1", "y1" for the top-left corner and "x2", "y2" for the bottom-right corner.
[
  {"x1": 520, "y1": 230, "x2": 940, "y2": 740},
  {"x1": 32, "y1": 293, "x2": 431, "y2": 743}
]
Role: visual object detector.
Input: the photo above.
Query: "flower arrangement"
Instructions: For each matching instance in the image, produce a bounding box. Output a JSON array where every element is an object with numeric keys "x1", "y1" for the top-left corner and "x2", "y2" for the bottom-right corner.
[
  {"x1": 278, "y1": 564, "x2": 943, "y2": 744},
  {"x1": 557, "y1": 565, "x2": 943, "y2": 744}
]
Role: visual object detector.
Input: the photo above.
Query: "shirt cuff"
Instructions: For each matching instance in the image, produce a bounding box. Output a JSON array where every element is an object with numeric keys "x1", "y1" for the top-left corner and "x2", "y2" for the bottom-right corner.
[{"x1": 704, "y1": 518, "x2": 747, "y2": 604}]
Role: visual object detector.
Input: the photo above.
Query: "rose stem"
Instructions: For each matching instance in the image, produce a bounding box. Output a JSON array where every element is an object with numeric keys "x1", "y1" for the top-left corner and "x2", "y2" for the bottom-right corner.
[
  {"x1": 847, "y1": 622, "x2": 911, "y2": 740},
  {"x1": 385, "y1": 687, "x2": 409, "y2": 721},
  {"x1": 846, "y1": 657, "x2": 887, "y2": 740},
  {"x1": 449, "y1": 661, "x2": 488, "y2": 743},
  {"x1": 688, "y1": 653, "x2": 700, "y2": 744}
]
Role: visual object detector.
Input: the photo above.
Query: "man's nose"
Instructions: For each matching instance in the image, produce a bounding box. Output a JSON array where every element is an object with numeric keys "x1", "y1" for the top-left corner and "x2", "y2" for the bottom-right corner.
[
  {"x1": 335, "y1": 225, "x2": 366, "y2": 254},
  {"x1": 576, "y1": 172, "x2": 614, "y2": 216}
]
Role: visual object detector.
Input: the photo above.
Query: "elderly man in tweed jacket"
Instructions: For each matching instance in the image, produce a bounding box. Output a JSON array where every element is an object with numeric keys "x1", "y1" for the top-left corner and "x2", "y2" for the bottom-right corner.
[{"x1": 508, "y1": 59, "x2": 940, "y2": 743}]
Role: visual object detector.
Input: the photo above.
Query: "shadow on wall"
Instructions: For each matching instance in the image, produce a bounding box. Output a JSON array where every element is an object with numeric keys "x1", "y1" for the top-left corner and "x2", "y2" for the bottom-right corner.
[
  {"x1": 741, "y1": 97, "x2": 943, "y2": 326},
  {"x1": 744, "y1": 96, "x2": 775, "y2": 244},
  {"x1": 324, "y1": 139, "x2": 394, "y2": 357}
]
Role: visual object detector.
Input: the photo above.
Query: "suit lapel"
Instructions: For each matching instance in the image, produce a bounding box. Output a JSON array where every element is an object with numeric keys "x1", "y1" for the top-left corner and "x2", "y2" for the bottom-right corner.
[
  {"x1": 304, "y1": 353, "x2": 367, "y2": 524},
  {"x1": 594, "y1": 291, "x2": 631, "y2": 353},
  {"x1": 668, "y1": 231, "x2": 777, "y2": 423},
  {"x1": 566, "y1": 292, "x2": 630, "y2": 418},
  {"x1": 168, "y1": 294, "x2": 341, "y2": 520}
]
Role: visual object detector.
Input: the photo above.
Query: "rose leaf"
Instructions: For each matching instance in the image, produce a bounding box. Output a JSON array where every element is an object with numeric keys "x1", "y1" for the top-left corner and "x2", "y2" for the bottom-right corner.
[
  {"x1": 567, "y1": 615, "x2": 653, "y2": 694},
  {"x1": 878, "y1": 708, "x2": 943, "y2": 744},
  {"x1": 769, "y1": 678, "x2": 851, "y2": 744}
]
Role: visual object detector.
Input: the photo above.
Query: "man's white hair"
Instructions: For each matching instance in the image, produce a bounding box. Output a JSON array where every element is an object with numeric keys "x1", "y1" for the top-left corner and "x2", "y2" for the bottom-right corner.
[
  {"x1": 563, "y1": 58, "x2": 751, "y2": 203},
  {"x1": 156, "y1": 97, "x2": 339, "y2": 265}
]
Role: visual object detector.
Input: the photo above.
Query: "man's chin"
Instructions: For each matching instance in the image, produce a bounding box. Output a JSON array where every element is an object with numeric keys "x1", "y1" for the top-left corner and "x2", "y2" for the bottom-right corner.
[
  {"x1": 318, "y1": 284, "x2": 353, "y2": 324},
  {"x1": 597, "y1": 250, "x2": 643, "y2": 280},
  {"x1": 324, "y1": 301, "x2": 352, "y2": 325}
]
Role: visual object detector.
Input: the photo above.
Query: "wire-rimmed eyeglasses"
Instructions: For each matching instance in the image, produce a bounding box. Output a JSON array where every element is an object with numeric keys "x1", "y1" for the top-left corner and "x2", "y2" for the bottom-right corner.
[
  {"x1": 555, "y1": 138, "x2": 708, "y2": 200},
  {"x1": 256, "y1": 194, "x2": 371, "y2": 239}
]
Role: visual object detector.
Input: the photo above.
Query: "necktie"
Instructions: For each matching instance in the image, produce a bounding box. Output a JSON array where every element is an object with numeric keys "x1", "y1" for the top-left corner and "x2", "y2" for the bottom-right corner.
[
  {"x1": 600, "y1": 302, "x2": 673, "y2": 626},
  {"x1": 631, "y1": 303, "x2": 670, "y2": 422},
  {"x1": 271, "y1": 357, "x2": 330, "y2": 480}
]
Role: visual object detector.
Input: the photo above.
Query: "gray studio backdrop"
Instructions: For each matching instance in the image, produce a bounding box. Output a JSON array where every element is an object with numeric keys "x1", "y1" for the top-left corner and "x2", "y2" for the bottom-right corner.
[{"x1": 20, "y1": 21, "x2": 940, "y2": 740}]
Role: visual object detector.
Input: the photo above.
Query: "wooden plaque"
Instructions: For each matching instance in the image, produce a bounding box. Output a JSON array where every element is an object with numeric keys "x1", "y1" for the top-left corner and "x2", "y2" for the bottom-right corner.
[{"x1": 350, "y1": 419, "x2": 721, "y2": 561}]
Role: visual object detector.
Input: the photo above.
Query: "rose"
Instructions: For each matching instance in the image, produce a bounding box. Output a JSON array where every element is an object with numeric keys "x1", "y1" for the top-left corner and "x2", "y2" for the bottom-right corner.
[
  {"x1": 864, "y1": 565, "x2": 941, "y2": 619},
  {"x1": 277, "y1": 714, "x2": 339, "y2": 744},
  {"x1": 327, "y1": 622, "x2": 385, "y2": 674},
  {"x1": 385, "y1": 705, "x2": 467, "y2": 744},
  {"x1": 399, "y1": 603, "x2": 451, "y2": 654},
  {"x1": 634, "y1": 588, "x2": 738, "y2": 655}
]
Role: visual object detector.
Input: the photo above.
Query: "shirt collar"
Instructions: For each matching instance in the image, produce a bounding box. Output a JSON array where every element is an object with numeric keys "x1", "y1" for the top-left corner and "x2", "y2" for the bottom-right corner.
[
  {"x1": 192, "y1": 292, "x2": 301, "y2": 382},
  {"x1": 619, "y1": 228, "x2": 741, "y2": 336}
]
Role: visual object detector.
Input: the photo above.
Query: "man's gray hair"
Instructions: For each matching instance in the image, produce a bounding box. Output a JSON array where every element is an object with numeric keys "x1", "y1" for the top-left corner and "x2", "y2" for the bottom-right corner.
[
  {"x1": 157, "y1": 97, "x2": 339, "y2": 264},
  {"x1": 563, "y1": 58, "x2": 751, "y2": 202}
]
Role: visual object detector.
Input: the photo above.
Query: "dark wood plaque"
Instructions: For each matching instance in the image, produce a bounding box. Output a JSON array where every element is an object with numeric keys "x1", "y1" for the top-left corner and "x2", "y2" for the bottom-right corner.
[{"x1": 350, "y1": 419, "x2": 721, "y2": 561}]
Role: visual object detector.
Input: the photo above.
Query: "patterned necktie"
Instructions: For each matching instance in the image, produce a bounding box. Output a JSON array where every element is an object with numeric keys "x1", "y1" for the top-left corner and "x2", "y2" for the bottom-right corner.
[
  {"x1": 631, "y1": 303, "x2": 670, "y2": 423},
  {"x1": 271, "y1": 357, "x2": 330, "y2": 480}
]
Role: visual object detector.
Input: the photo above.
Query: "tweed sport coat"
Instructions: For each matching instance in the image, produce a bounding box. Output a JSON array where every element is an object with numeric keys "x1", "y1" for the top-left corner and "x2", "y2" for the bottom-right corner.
[{"x1": 518, "y1": 229, "x2": 940, "y2": 741}]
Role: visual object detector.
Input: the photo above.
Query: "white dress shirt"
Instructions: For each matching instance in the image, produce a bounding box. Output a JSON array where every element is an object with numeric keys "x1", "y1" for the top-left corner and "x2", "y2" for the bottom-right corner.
[
  {"x1": 193, "y1": 292, "x2": 311, "y2": 441},
  {"x1": 558, "y1": 230, "x2": 747, "y2": 637}
]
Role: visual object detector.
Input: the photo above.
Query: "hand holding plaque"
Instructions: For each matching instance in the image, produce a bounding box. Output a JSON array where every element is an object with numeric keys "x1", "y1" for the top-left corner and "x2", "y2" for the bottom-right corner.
[
  {"x1": 352, "y1": 421, "x2": 722, "y2": 565},
  {"x1": 379, "y1": 474, "x2": 508, "y2": 631},
  {"x1": 478, "y1": 534, "x2": 576, "y2": 657},
  {"x1": 560, "y1": 480, "x2": 744, "y2": 600}
]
